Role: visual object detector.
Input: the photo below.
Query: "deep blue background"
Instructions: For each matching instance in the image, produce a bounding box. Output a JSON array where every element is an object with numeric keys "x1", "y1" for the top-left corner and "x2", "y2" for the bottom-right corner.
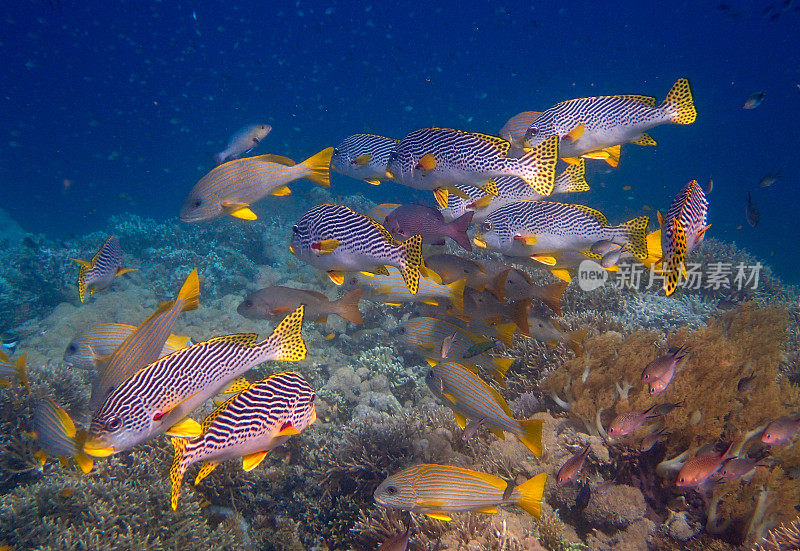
[{"x1": 2, "y1": 1, "x2": 799, "y2": 281}]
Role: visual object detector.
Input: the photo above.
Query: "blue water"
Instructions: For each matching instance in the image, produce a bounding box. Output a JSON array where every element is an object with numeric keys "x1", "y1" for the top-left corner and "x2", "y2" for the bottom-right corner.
[{"x1": 2, "y1": 1, "x2": 799, "y2": 281}]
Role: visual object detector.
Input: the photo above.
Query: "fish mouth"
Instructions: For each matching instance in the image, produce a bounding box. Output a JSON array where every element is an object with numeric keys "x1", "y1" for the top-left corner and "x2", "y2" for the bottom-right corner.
[
  {"x1": 472, "y1": 235, "x2": 487, "y2": 249},
  {"x1": 82, "y1": 436, "x2": 116, "y2": 457}
]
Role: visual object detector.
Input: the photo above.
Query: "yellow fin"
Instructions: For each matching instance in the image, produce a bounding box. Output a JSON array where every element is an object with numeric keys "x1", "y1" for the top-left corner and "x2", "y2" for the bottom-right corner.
[
  {"x1": 513, "y1": 473, "x2": 547, "y2": 518},
  {"x1": 531, "y1": 255, "x2": 557, "y2": 266},
  {"x1": 383, "y1": 302, "x2": 402, "y2": 306},
  {"x1": 242, "y1": 450, "x2": 268, "y2": 471},
  {"x1": 301, "y1": 147, "x2": 334, "y2": 187},
  {"x1": 603, "y1": 145, "x2": 621, "y2": 167},
  {"x1": 420, "y1": 264, "x2": 442, "y2": 284},
  {"x1": 425, "y1": 357, "x2": 438, "y2": 367},
  {"x1": 550, "y1": 269, "x2": 572, "y2": 283},
  {"x1": 194, "y1": 461, "x2": 219, "y2": 485},
  {"x1": 374, "y1": 265, "x2": 390, "y2": 276},
  {"x1": 657, "y1": 210, "x2": 665, "y2": 227},
  {"x1": 632, "y1": 133, "x2": 657, "y2": 146},
  {"x1": 433, "y1": 188, "x2": 449, "y2": 208},
  {"x1": 276, "y1": 424, "x2": 301, "y2": 436},
  {"x1": 71, "y1": 258, "x2": 93, "y2": 269},
  {"x1": 255, "y1": 154, "x2": 295, "y2": 166},
  {"x1": 417, "y1": 153, "x2": 436, "y2": 172},
  {"x1": 662, "y1": 78, "x2": 696, "y2": 125},
  {"x1": 327, "y1": 271, "x2": 345, "y2": 285},
  {"x1": 74, "y1": 453, "x2": 93, "y2": 474},
  {"x1": 421, "y1": 299, "x2": 439, "y2": 306},
  {"x1": 517, "y1": 419, "x2": 544, "y2": 457},
  {"x1": 476, "y1": 506, "x2": 499, "y2": 514},
  {"x1": 271, "y1": 186, "x2": 292, "y2": 196},
  {"x1": 220, "y1": 377, "x2": 251, "y2": 395},
  {"x1": 166, "y1": 334, "x2": 192, "y2": 350},
  {"x1": 478, "y1": 179, "x2": 499, "y2": 197},
  {"x1": 490, "y1": 428, "x2": 505, "y2": 439},
  {"x1": 230, "y1": 207, "x2": 257, "y2": 220},
  {"x1": 561, "y1": 157, "x2": 581, "y2": 165},
  {"x1": 353, "y1": 153, "x2": 372, "y2": 167},
  {"x1": 364, "y1": 178, "x2": 382, "y2": 186},
  {"x1": 313, "y1": 238, "x2": 341, "y2": 255},
  {"x1": 116, "y1": 267, "x2": 137, "y2": 276},
  {"x1": 165, "y1": 417, "x2": 202, "y2": 437},
  {"x1": 424, "y1": 512, "x2": 452, "y2": 521},
  {"x1": 563, "y1": 124, "x2": 585, "y2": 142},
  {"x1": 468, "y1": 194, "x2": 494, "y2": 210},
  {"x1": 514, "y1": 234, "x2": 537, "y2": 245}
]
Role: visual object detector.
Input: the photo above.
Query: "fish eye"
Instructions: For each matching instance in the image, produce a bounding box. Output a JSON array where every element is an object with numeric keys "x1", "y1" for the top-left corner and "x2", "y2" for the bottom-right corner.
[
  {"x1": 528, "y1": 126, "x2": 539, "y2": 136},
  {"x1": 679, "y1": 477, "x2": 684, "y2": 483},
  {"x1": 386, "y1": 485, "x2": 398, "y2": 495},
  {"x1": 292, "y1": 225, "x2": 299, "y2": 234},
  {"x1": 388, "y1": 151, "x2": 398, "y2": 162},
  {"x1": 107, "y1": 416, "x2": 122, "y2": 431},
  {"x1": 398, "y1": 327, "x2": 406, "y2": 334},
  {"x1": 67, "y1": 344, "x2": 77, "y2": 353},
  {"x1": 244, "y1": 299, "x2": 253, "y2": 307},
  {"x1": 481, "y1": 221, "x2": 493, "y2": 232},
  {"x1": 193, "y1": 199, "x2": 202, "y2": 208}
]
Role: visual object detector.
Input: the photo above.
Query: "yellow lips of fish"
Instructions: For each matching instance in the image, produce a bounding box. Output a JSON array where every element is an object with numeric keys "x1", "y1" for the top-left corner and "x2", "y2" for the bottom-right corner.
[
  {"x1": 473, "y1": 235, "x2": 487, "y2": 249},
  {"x1": 82, "y1": 437, "x2": 115, "y2": 457}
]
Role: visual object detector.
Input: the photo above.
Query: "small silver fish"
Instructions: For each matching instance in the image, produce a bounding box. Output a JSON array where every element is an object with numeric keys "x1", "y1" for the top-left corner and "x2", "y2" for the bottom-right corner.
[
  {"x1": 759, "y1": 173, "x2": 780, "y2": 187},
  {"x1": 743, "y1": 91, "x2": 766, "y2": 109},
  {"x1": 215, "y1": 124, "x2": 272, "y2": 164}
]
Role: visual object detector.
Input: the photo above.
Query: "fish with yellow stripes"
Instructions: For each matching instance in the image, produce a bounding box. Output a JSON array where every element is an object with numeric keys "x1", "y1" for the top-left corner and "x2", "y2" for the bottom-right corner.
[
  {"x1": 32, "y1": 398, "x2": 93, "y2": 473},
  {"x1": 374, "y1": 464, "x2": 547, "y2": 520},
  {"x1": 170, "y1": 371, "x2": 315, "y2": 509},
  {"x1": 385, "y1": 127, "x2": 559, "y2": 208},
  {"x1": 63, "y1": 323, "x2": 192, "y2": 370},
  {"x1": 512, "y1": 78, "x2": 696, "y2": 167},
  {"x1": 499, "y1": 111, "x2": 542, "y2": 144},
  {"x1": 290, "y1": 203, "x2": 423, "y2": 293},
  {"x1": 440, "y1": 160, "x2": 590, "y2": 225},
  {"x1": 425, "y1": 361, "x2": 542, "y2": 456},
  {"x1": 83, "y1": 306, "x2": 307, "y2": 457},
  {"x1": 0, "y1": 349, "x2": 28, "y2": 391},
  {"x1": 71, "y1": 236, "x2": 136, "y2": 303},
  {"x1": 397, "y1": 317, "x2": 513, "y2": 386},
  {"x1": 657, "y1": 179, "x2": 710, "y2": 296},
  {"x1": 88, "y1": 269, "x2": 200, "y2": 411},
  {"x1": 347, "y1": 267, "x2": 466, "y2": 313},
  {"x1": 474, "y1": 200, "x2": 649, "y2": 267},
  {"x1": 180, "y1": 147, "x2": 334, "y2": 222},
  {"x1": 364, "y1": 202, "x2": 403, "y2": 224},
  {"x1": 331, "y1": 133, "x2": 399, "y2": 186},
  {"x1": 436, "y1": 317, "x2": 517, "y2": 348}
]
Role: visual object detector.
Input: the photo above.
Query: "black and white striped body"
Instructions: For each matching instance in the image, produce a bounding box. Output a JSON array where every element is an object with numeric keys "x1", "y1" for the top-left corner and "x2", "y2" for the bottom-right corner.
[
  {"x1": 478, "y1": 201, "x2": 623, "y2": 257},
  {"x1": 179, "y1": 372, "x2": 315, "y2": 472},
  {"x1": 292, "y1": 204, "x2": 409, "y2": 273},
  {"x1": 86, "y1": 308, "x2": 306, "y2": 455},
  {"x1": 661, "y1": 180, "x2": 709, "y2": 295},
  {"x1": 331, "y1": 133, "x2": 398, "y2": 183},
  {"x1": 386, "y1": 128, "x2": 557, "y2": 196}
]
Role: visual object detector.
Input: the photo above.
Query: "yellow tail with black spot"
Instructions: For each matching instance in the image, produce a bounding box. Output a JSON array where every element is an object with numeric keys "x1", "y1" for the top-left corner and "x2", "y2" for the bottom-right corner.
[
  {"x1": 397, "y1": 235, "x2": 422, "y2": 295},
  {"x1": 661, "y1": 78, "x2": 696, "y2": 125}
]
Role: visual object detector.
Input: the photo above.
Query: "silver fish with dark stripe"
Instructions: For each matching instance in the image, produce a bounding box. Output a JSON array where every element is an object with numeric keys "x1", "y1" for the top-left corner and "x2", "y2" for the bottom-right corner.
[
  {"x1": 169, "y1": 371, "x2": 316, "y2": 509},
  {"x1": 440, "y1": 161, "x2": 589, "y2": 224},
  {"x1": 518, "y1": 78, "x2": 696, "y2": 167},
  {"x1": 83, "y1": 306, "x2": 307, "y2": 457},
  {"x1": 425, "y1": 361, "x2": 542, "y2": 455},
  {"x1": 474, "y1": 200, "x2": 649, "y2": 267},
  {"x1": 180, "y1": 148, "x2": 333, "y2": 222},
  {"x1": 331, "y1": 133, "x2": 399, "y2": 186},
  {"x1": 71, "y1": 236, "x2": 136, "y2": 303},
  {"x1": 386, "y1": 127, "x2": 559, "y2": 207},
  {"x1": 374, "y1": 464, "x2": 547, "y2": 520},
  {"x1": 657, "y1": 179, "x2": 710, "y2": 296},
  {"x1": 290, "y1": 203, "x2": 423, "y2": 293}
]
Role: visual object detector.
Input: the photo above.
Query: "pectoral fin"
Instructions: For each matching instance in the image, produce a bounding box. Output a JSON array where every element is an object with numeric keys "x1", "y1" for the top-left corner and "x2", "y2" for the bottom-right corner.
[
  {"x1": 416, "y1": 153, "x2": 436, "y2": 172},
  {"x1": 531, "y1": 255, "x2": 557, "y2": 266},
  {"x1": 353, "y1": 153, "x2": 372, "y2": 167},
  {"x1": 271, "y1": 186, "x2": 292, "y2": 196},
  {"x1": 514, "y1": 235, "x2": 537, "y2": 245},
  {"x1": 313, "y1": 239, "x2": 341, "y2": 255},
  {"x1": 364, "y1": 178, "x2": 382, "y2": 186},
  {"x1": 453, "y1": 412, "x2": 467, "y2": 429},
  {"x1": 424, "y1": 512, "x2": 452, "y2": 521},
  {"x1": 327, "y1": 271, "x2": 345, "y2": 285},
  {"x1": 563, "y1": 124, "x2": 585, "y2": 142},
  {"x1": 433, "y1": 188, "x2": 449, "y2": 208},
  {"x1": 230, "y1": 207, "x2": 257, "y2": 220},
  {"x1": 165, "y1": 417, "x2": 202, "y2": 437},
  {"x1": 242, "y1": 451, "x2": 268, "y2": 471}
]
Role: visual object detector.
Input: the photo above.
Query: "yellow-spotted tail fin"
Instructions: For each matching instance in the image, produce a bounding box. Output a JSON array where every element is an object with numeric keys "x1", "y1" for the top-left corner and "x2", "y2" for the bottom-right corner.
[
  {"x1": 517, "y1": 135, "x2": 558, "y2": 197},
  {"x1": 72, "y1": 259, "x2": 91, "y2": 303},
  {"x1": 553, "y1": 159, "x2": 589, "y2": 194},
  {"x1": 177, "y1": 269, "x2": 200, "y2": 312},
  {"x1": 517, "y1": 419, "x2": 544, "y2": 457},
  {"x1": 447, "y1": 278, "x2": 466, "y2": 314},
  {"x1": 511, "y1": 473, "x2": 547, "y2": 517},
  {"x1": 262, "y1": 305, "x2": 307, "y2": 362},
  {"x1": 301, "y1": 147, "x2": 334, "y2": 187},
  {"x1": 333, "y1": 289, "x2": 364, "y2": 324},
  {"x1": 397, "y1": 235, "x2": 422, "y2": 295},
  {"x1": 663, "y1": 219, "x2": 687, "y2": 297},
  {"x1": 618, "y1": 215, "x2": 649, "y2": 262},
  {"x1": 661, "y1": 78, "x2": 696, "y2": 125},
  {"x1": 170, "y1": 437, "x2": 191, "y2": 510}
]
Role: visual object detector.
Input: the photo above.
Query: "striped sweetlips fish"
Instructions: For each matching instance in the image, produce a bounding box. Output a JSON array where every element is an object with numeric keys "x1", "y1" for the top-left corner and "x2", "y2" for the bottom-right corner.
[
  {"x1": 88, "y1": 269, "x2": 200, "y2": 411},
  {"x1": 63, "y1": 323, "x2": 192, "y2": 371},
  {"x1": 440, "y1": 160, "x2": 589, "y2": 224},
  {"x1": 32, "y1": 398, "x2": 93, "y2": 473},
  {"x1": 397, "y1": 317, "x2": 513, "y2": 387},
  {"x1": 514, "y1": 78, "x2": 696, "y2": 167},
  {"x1": 331, "y1": 133, "x2": 399, "y2": 186},
  {"x1": 657, "y1": 179, "x2": 710, "y2": 296},
  {"x1": 83, "y1": 306, "x2": 307, "y2": 457},
  {"x1": 374, "y1": 463, "x2": 547, "y2": 520},
  {"x1": 169, "y1": 371, "x2": 316, "y2": 509},
  {"x1": 474, "y1": 200, "x2": 649, "y2": 268},
  {"x1": 385, "y1": 127, "x2": 559, "y2": 208},
  {"x1": 71, "y1": 236, "x2": 136, "y2": 303},
  {"x1": 180, "y1": 147, "x2": 334, "y2": 222},
  {"x1": 290, "y1": 203, "x2": 423, "y2": 293},
  {"x1": 425, "y1": 361, "x2": 543, "y2": 456}
]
